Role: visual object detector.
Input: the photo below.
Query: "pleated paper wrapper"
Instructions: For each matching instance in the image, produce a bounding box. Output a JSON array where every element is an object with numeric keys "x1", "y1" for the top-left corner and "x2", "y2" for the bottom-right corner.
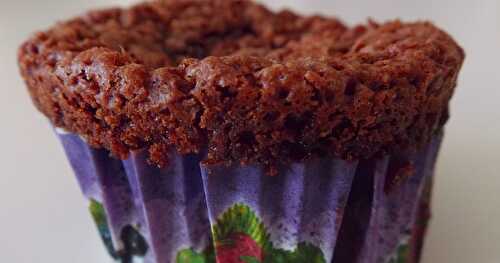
[{"x1": 57, "y1": 129, "x2": 442, "y2": 263}]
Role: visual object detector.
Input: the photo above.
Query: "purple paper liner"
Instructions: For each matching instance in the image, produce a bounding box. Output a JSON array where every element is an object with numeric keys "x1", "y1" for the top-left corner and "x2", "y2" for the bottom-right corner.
[
  {"x1": 56, "y1": 129, "x2": 442, "y2": 263},
  {"x1": 57, "y1": 130, "x2": 211, "y2": 263}
]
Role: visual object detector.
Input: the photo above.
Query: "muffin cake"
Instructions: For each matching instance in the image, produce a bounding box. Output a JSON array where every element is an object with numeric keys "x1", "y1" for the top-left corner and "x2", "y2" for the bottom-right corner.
[{"x1": 18, "y1": 0, "x2": 464, "y2": 262}]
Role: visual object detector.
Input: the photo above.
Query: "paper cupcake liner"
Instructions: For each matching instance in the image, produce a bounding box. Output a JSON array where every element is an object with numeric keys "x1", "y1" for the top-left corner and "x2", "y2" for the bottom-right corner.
[
  {"x1": 57, "y1": 130, "x2": 211, "y2": 263},
  {"x1": 56, "y1": 130, "x2": 442, "y2": 263}
]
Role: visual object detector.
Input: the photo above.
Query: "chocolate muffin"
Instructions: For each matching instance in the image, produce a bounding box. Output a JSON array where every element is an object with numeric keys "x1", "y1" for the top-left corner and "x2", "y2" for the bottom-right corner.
[{"x1": 18, "y1": 0, "x2": 464, "y2": 262}]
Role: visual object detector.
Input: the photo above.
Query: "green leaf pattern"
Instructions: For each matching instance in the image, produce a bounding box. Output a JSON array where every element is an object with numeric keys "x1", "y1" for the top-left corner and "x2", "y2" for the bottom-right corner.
[
  {"x1": 89, "y1": 200, "x2": 148, "y2": 262},
  {"x1": 387, "y1": 238, "x2": 411, "y2": 263},
  {"x1": 212, "y1": 203, "x2": 272, "y2": 252},
  {"x1": 176, "y1": 203, "x2": 326, "y2": 263},
  {"x1": 89, "y1": 201, "x2": 327, "y2": 263},
  {"x1": 89, "y1": 199, "x2": 119, "y2": 259}
]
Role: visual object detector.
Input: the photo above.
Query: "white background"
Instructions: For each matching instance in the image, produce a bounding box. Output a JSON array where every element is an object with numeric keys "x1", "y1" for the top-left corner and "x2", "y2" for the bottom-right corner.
[{"x1": 0, "y1": 0, "x2": 499, "y2": 262}]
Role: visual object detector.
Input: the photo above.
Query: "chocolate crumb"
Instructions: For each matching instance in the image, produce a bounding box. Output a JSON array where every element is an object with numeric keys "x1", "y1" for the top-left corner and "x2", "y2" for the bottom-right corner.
[{"x1": 18, "y1": 0, "x2": 465, "y2": 170}]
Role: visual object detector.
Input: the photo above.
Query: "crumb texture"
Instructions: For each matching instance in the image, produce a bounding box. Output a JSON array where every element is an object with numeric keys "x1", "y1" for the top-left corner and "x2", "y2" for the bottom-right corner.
[{"x1": 19, "y1": 0, "x2": 465, "y2": 168}]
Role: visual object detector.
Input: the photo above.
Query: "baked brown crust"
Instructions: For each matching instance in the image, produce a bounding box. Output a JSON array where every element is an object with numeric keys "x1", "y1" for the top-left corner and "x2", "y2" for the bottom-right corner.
[{"x1": 18, "y1": 0, "x2": 464, "y2": 170}]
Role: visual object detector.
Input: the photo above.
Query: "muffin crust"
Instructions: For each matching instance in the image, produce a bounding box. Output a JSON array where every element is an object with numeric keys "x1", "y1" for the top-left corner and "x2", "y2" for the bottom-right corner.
[{"x1": 18, "y1": 0, "x2": 465, "y2": 171}]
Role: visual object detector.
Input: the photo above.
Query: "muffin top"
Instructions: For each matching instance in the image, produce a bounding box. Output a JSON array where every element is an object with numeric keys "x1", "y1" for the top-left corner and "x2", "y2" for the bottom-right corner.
[{"x1": 19, "y1": 0, "x2": 464, "y2": 172}]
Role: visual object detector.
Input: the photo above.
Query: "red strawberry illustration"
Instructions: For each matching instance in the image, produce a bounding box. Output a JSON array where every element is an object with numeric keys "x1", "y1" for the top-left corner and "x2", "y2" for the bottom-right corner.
[
  {"x1": 176, "y1": 204, "x2": 327, "y2": 263},
  {"x1": 216, "y1": 233, "x2": 264, "y2": 263}
]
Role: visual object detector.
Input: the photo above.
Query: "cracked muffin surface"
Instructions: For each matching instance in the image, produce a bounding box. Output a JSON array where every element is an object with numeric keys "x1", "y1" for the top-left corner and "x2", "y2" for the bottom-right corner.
[{"x1": 18, "y1": 0, "x2": 465, "y2": 171}]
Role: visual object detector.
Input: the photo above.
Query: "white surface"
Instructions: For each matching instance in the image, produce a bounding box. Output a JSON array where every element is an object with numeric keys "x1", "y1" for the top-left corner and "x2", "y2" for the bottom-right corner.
[{"x1": 0, "y1": 0, "x2": 498, "y2": 262}]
